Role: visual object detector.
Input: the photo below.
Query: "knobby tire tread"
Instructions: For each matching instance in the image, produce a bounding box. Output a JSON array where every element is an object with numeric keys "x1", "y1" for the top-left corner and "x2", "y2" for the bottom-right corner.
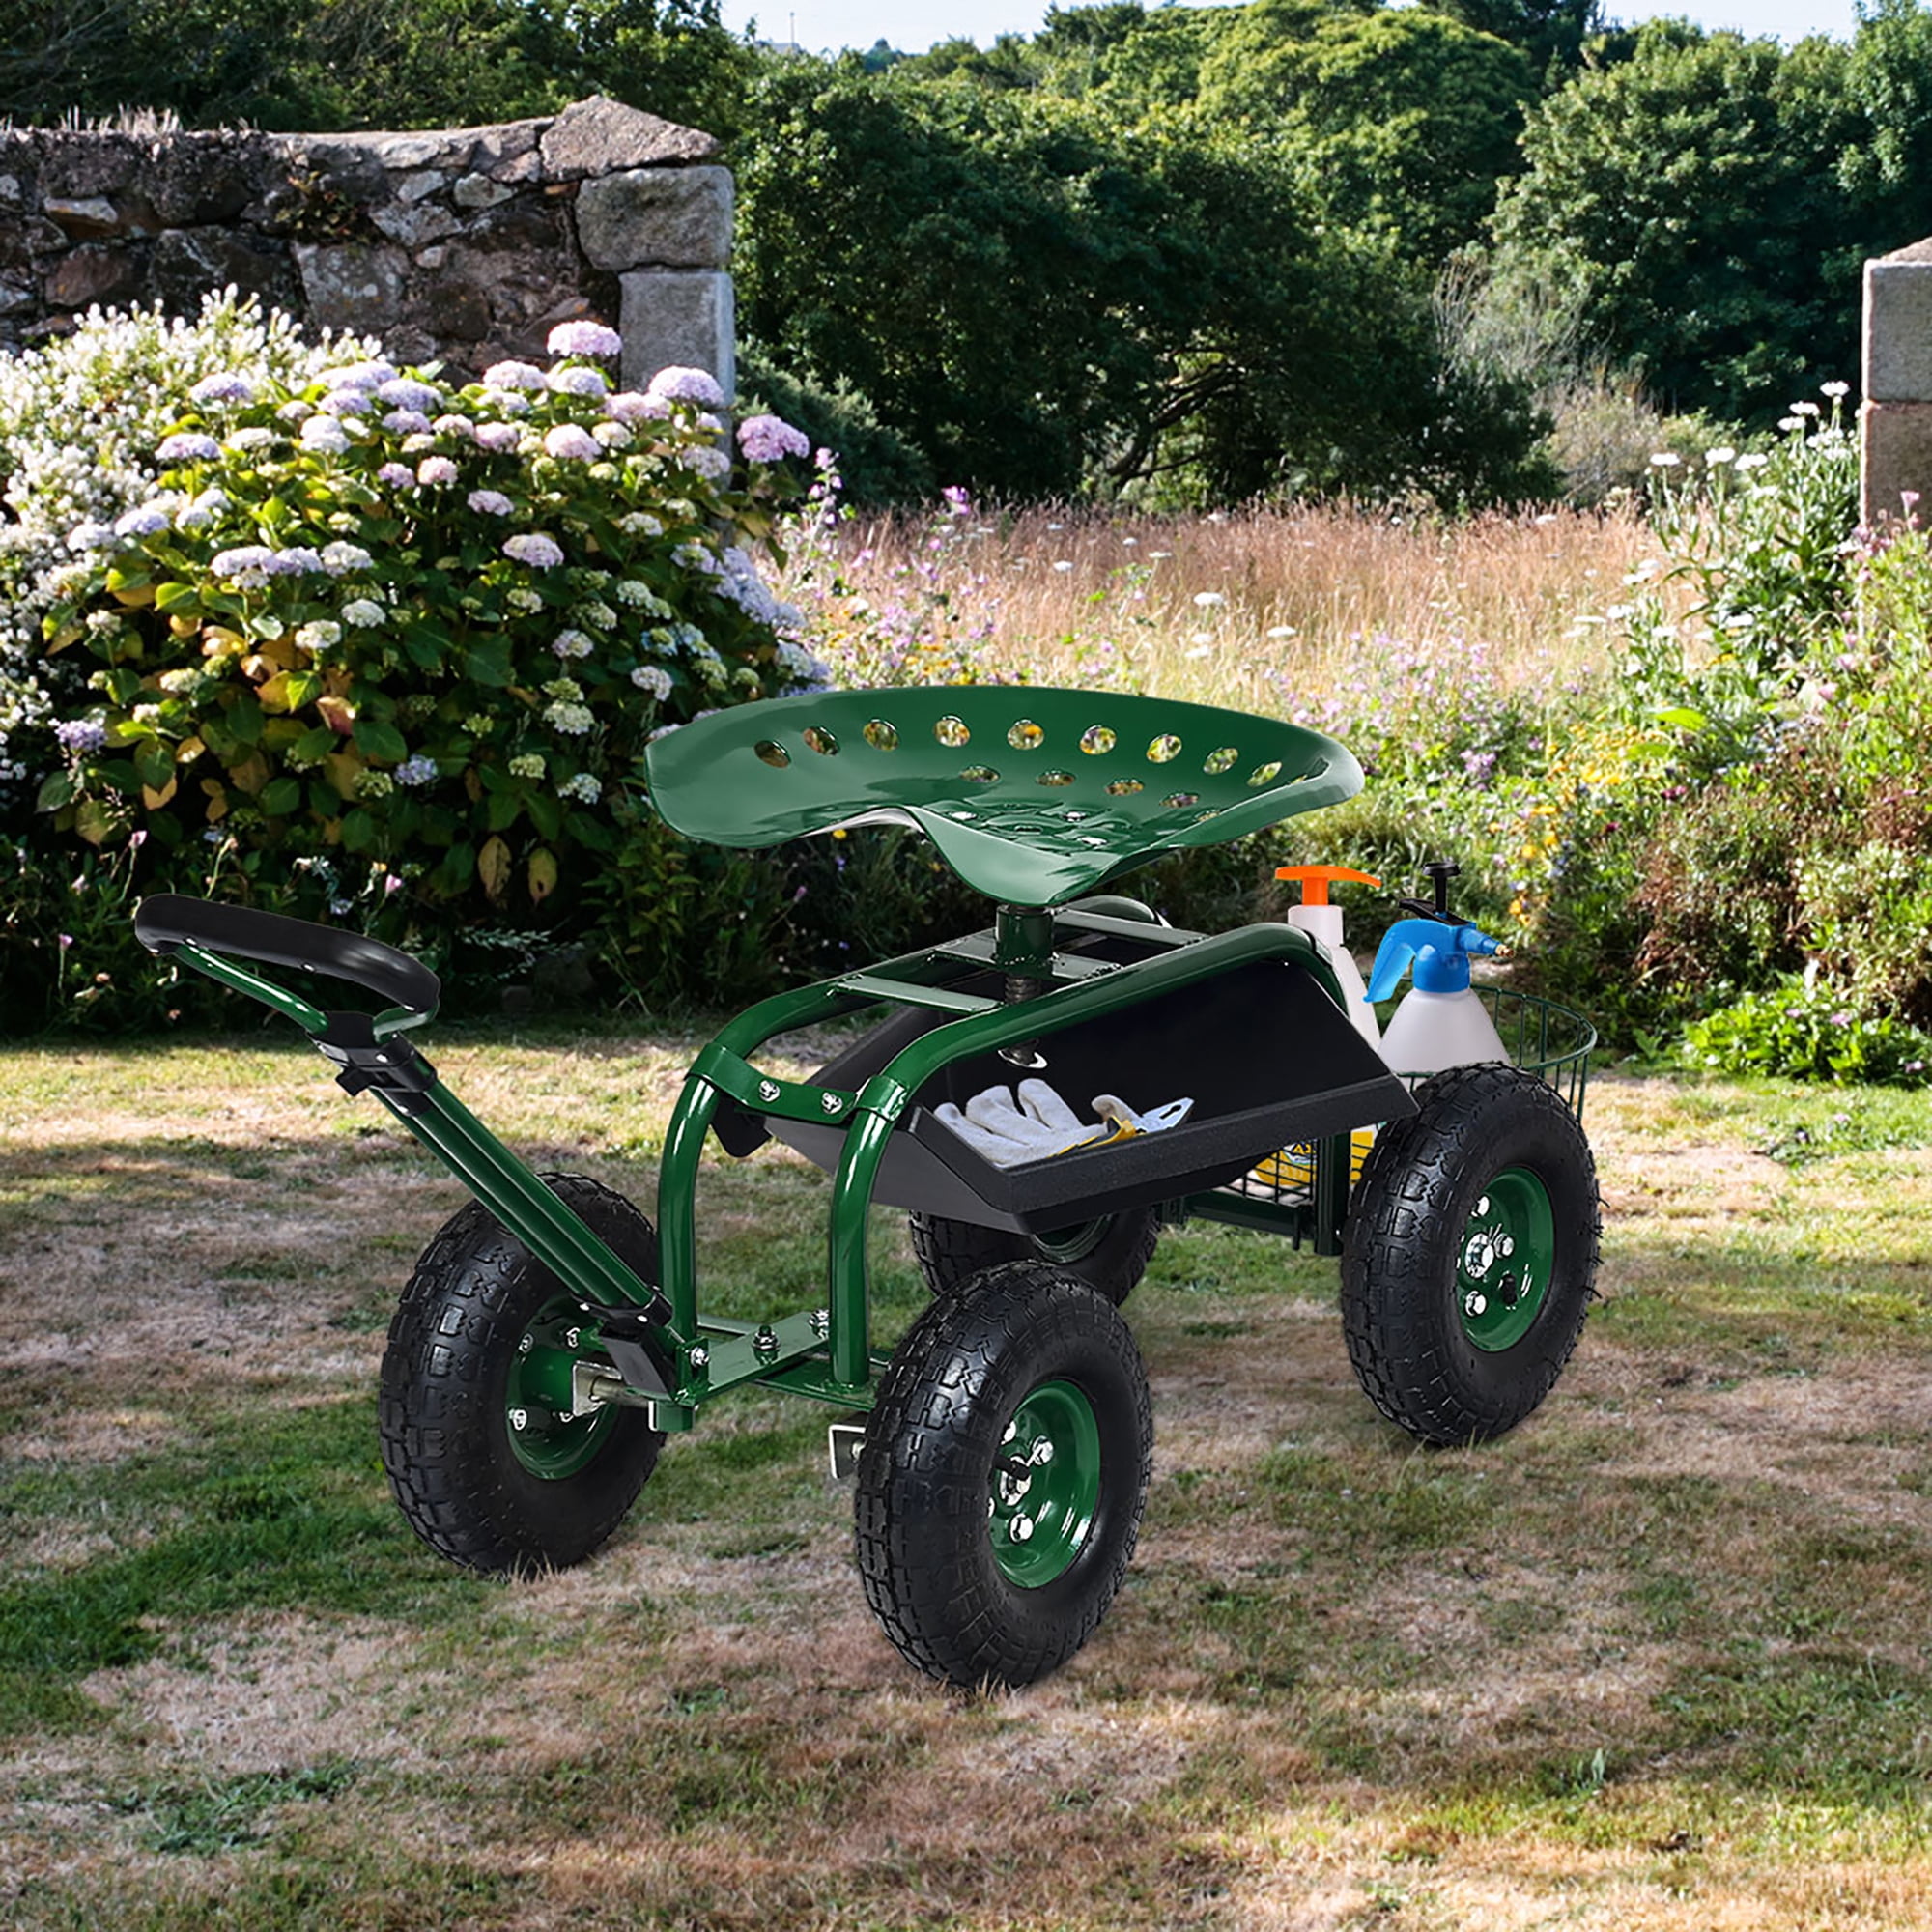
[
  {"x1": 378, "y1": 1172, "x2": 664, "y2": 1576},
  {"x1": 855, "y1": 1260, "x2": 1151, "y2": 1689},
  {"x1": 1340, "y1": 1064, "x2": 1602, "y2": 1447}
]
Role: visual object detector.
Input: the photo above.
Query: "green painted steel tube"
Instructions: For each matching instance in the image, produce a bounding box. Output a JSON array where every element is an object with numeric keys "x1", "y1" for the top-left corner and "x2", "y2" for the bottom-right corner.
[
  {"x1": 827, "y1": 1086, "x2": 907, "y2": 1389},
  {"x1": 655, "y1": 1074, "x2": 723, "y2": 1344},
  {"x1": 374, "y1": 1083, "x2": 663, "y2": 1313}
]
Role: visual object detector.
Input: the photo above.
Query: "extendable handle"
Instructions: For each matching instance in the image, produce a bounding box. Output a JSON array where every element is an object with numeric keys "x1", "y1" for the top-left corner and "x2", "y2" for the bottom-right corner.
[{"x1": 133, "y1": 895, "x2": 440, "y2": 1020}]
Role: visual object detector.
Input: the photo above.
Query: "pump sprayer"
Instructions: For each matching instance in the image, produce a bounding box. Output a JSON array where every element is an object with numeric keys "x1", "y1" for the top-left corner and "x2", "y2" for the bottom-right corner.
[
  {"x1": 1365, "y1": 917, "x2": 1510, "y2": 1079},
  {"x1": 1274, "y1": 865, "x2": 1384, "y2": 1051}
]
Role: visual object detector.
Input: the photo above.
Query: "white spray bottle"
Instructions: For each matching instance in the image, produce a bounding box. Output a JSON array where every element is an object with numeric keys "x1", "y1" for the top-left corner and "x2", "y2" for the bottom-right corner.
[
  {"x1": 1365, "y1": 917, "x2": 1510, "y2": 1080},
  {"x1": 1274, "y1": 864, "x2": 1384, "y2": 1053}
]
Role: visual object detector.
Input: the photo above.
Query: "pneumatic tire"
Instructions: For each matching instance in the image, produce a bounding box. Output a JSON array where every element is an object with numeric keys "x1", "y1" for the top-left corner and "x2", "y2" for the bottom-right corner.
[
  {"x1": 906, "y1": 1208, "x2": 1159, "y2": 1306},
  {"x1": 855, "y1": 1261, "x2": 1152, "y2": 1689},
  {"x1": 1341, "y1": 1065, "x2": 1601, "y2": 1446},
  {"x1": 378, "y1": 1173, "x2": 668, "y2": 1575}
]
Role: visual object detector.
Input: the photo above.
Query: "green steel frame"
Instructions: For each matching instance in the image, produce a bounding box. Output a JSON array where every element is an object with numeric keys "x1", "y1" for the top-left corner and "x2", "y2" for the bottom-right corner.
[{"x1": 162, "y1": 902, "x2": 1364, "y2": 1430}]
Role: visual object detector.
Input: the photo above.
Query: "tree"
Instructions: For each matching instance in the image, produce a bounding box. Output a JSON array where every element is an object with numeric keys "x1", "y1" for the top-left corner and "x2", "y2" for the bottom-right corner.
[
  {"x1": 1198, "y1": 2, "x2": 1537, "y2": 261},
  {"x1": 1489, "y1": 22, "x2": 1861, "y2": 420}
]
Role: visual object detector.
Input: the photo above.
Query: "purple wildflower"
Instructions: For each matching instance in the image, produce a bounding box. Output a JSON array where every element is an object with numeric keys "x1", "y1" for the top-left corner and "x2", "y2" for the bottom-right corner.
[
  {"x1": 114, "y1": 504, "x2": 172, "y2": 537},
  {"x1": 468, "y1": 489, "x2": 514, "y2": 516},
  {"x1": 377, "y1": 462, "x2": 416, "y2": 490},
  {"x1": 55, "y1": 719, "x2": 108, "y2": 753},
  {"x1": 376, "y1": 377, "x2": 442, "y2": 412},
  {"x1": 384, "y1": 409, "x2": 433, "y2": 435},
  {"x1": 394, "y1": 754, "x2": 439, "y2": 787}
]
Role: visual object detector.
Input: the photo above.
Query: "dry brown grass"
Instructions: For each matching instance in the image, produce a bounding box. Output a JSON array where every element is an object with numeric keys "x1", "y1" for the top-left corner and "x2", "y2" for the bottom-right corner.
[
  {"x1": 802, "y1": 502, "x2": 1667, "y2": 704},
  {"x1": 5, "y1": 1044, "x2": 1932, "y2": 1928}
]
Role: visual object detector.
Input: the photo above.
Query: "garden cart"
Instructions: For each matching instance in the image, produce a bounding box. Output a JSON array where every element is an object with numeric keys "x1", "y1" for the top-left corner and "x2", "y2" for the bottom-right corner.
[{"x1": 133, "y1": 685, "x2": 1600, "y2": 1689}]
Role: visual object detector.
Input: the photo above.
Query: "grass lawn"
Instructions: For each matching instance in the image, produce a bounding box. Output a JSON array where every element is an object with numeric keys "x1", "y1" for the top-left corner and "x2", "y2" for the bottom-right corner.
[{"x1": 4, "y1": 1028, "x2": 1932, "y2": 1929}]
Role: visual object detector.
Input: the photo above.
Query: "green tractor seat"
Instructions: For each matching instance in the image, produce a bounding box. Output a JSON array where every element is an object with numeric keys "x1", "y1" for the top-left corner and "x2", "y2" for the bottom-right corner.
[{"x1": 643, "y1": 686, "x2": 1362, "y2": 906}]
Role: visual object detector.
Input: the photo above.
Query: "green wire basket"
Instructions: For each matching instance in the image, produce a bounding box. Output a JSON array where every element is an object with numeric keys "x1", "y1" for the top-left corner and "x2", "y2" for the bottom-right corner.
[{"x1": 1236, "y1": 987, "x2": 1597, "y2": 1205}]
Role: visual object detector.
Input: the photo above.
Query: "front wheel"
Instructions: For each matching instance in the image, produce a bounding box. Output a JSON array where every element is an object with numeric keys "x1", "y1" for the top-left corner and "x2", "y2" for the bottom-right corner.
[
  {"x1": 855, "y1": 1261, "x2": 1152, "y2": 1688},
  {"x1": 1341, "y1": 1065, "x2": 1601, "y2": 1446},
  {"x1": 377, "y1": 1173, "x2": 668, "y2": 1575}
]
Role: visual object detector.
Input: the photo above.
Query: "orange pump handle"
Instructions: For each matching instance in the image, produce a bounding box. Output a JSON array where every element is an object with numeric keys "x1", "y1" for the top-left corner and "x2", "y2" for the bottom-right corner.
[{"x1": 1272, "y1": 865, "x2": 1382, "y2": 907}]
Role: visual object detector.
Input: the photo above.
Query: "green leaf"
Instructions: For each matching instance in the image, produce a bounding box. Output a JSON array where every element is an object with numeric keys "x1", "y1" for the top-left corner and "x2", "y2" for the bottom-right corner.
[
  {"x1": 465, "y1": 638, "x2": 513, "y2": 688},
  {"x1": 1658, "y1": 707, "x2": 1708, "y2": 731},
  {"x1": 134, "y1": 745, "x2": 174, "y2": 792},
  {"x1": 36, "y1": 772, "x2": 74, "y2": 812},
  {"x1": 568, "y1": 811, "x2": 614, "y2": 853},
  {"x1": 340, "y1": 808, "x2": 377, "y2": 853},
  {"x1": 353, "y1": 720, "x2": 408, "y2": 763},
  {"x1": 485, "y1": 789, "x2": 524, "y2": 832},
  {"x1": 259, "y1": 777, "x2": 303, "y2": 816},
  {"x1": 154, "y1": 582, "x2": 201, "y2": 611},
  {"x1": 292, "y1": 725, "x2": 336, "y2": 763},
  {"x1": 526, "y1": 792, "x2": 563, "y2": 840},
  {"x1": 228, "y1": 694, "x2": 264, "y2": 747}
]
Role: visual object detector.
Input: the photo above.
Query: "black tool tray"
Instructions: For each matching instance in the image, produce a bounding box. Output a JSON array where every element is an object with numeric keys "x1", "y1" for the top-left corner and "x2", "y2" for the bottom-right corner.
[{"x1": 759, "y1": 946, "x2": 1413, "y2": 1235}]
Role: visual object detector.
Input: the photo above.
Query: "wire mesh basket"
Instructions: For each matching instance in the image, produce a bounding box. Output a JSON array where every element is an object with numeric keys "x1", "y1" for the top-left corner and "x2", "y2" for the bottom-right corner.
[{"x1": 1225, "y1": 987, "x2": 1596, "y2": 1209}]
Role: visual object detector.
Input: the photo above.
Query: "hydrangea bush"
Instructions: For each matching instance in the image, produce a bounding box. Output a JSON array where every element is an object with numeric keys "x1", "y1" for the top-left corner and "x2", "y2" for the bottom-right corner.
[
  {"x1": 0, "y1": 295, "x2": 376, "y2": 808},
  {"x1": 38, "y1": 319, "x2": 823, "y2": 960}
]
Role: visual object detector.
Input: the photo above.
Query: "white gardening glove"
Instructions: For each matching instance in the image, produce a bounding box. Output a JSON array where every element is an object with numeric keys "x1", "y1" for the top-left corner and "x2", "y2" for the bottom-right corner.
[{"x1": 934, "y1": 1082, "x2": 1109, "y2": 1166}]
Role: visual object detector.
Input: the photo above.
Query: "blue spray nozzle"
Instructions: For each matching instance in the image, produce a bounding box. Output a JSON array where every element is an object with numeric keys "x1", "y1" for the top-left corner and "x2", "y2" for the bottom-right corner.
[{"x1": 1364, "y1": 918, "x2": 1501, "y2": 1003}]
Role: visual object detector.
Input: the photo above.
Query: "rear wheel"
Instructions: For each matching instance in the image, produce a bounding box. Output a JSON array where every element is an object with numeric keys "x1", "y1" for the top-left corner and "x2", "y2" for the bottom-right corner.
[
  {"x1": 1341, "y1": 1065, "x2": 1600, "y2": 1446},
  {"x1": 855, "y1": 1261, "x2": 1152, "y2": 1688},
  {"x1": 378, "y1": 1174, "x2": 668, "y2": 1574},
  {"x1": 907, "y1": 1208, "x2": 1158, "y2": 1306}
]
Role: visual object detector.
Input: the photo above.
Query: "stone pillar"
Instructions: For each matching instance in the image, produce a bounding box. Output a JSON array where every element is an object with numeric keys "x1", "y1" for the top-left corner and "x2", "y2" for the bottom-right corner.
[{"x1": 1861, "y1": 239, "x2": 1932, "y2": 526}]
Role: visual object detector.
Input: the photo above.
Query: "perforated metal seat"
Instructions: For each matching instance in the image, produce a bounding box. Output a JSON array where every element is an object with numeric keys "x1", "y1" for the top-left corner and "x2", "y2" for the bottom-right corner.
[{"x1": 643, "y1": 687, "x2": 1361, "y2": 906}]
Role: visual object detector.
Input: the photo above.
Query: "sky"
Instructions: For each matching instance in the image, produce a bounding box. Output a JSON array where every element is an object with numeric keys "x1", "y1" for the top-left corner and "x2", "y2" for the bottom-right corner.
[{"x1": 717, "y1": 0, "x2": 1860, "y2": 56}]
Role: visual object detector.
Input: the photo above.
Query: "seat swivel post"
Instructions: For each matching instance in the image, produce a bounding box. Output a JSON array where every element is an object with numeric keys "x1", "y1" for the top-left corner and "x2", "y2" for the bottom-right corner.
[{"x1": 992, "y1": 905, "x2": 1056, "y2": 1069}]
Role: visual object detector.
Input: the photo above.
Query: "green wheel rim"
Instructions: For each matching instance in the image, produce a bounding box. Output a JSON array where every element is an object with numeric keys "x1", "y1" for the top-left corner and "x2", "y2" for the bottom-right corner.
[
  {"x1": 506, "y1": 1294, "x2": 620, "y2": 1480},
  {"x1": 1457, "y1": 1166, "x2": 1556, "y2": 1353},
  {"x1": 989, "y1": 1378, "x2": 1102, "y2": 1588},
  {"x1": 1033, "y1": 1219, "x2": 1109, "y2": 1265}
]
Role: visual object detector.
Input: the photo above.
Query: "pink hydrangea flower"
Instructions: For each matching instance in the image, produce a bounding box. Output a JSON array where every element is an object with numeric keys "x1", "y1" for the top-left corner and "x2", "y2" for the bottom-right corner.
[
  {"x1": 417, "y1": 456, "x2": 459, "y2": 486},
  {"x1": 548, "y1": 320, "x2": 623, "y2": 359},
  {"x1": 482, "y1": 360, "x2": 547, "y2": 391},
  {"x1": 543, "y1": 423, "x2": 602, "y2": 462},
  {"x1": 645, "y1": 366, "x2": 726, "y2": 408},
  {"x1": 474, "y1": 421, "x2": 523, "y2": 453},
  {"x1": 468, "y1": 489, "x2": 514, "y2": 515},
  {"x1": 607, "y1": 391, "x2": 670, "y2": 423},
  {"x1": 736, "y1": 413, "x2": 810, "y2": 464},
  {"x1": 503, "y1": 532, "x2": 564, "y2": 568}
]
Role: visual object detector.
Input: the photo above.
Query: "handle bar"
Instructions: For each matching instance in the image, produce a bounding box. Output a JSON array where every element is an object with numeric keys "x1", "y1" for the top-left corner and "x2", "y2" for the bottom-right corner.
[{"x1": 134, "y1": 895, "x2": 440, "y2": 1020}]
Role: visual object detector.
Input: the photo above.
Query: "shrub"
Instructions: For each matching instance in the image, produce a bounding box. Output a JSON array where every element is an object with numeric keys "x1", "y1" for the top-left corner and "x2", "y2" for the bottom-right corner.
[
  {"x1": 24, "y1": 314, "x2": 823, "y2": 1026},
  {"x1": 1683, "y1": 974, "x2": 1932, "y2": 1086}
]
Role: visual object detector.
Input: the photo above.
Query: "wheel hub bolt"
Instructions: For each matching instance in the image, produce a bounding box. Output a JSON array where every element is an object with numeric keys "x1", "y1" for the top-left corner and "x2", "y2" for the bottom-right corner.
[
  {"x1": 517, "y1": 1334, "x2": 534, "y2": 1354},
  {"x1": 509, "y1": 1407, "x2": 529, "y2": 1431},
  {"x1": 1464, "y1": 1292, "x2": 1488, "y2": 1320},
  {"x1": 1012, "y1": 1516, "x2": 1035, "y2": 1542},
  {"x1": 564, "y1": 1327, "x2": 581, "y2": 1349}
]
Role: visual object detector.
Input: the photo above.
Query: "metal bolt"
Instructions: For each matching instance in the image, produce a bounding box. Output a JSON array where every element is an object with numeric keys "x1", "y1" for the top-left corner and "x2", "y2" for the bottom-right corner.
[
  {"x1": 1033, "y1": 1439, "x2": 1055, "y2": 1464},
  {"x1": 810, "y1": 1307, "x2": 831, "y2": 1335},
  {"x1": 1463, "y1": 1293, "x2": 1487, "y2": 1320},
  {"x1": 1499, "y1": 1236, "x2": 1515, "y2": 1258},
  {"x1": 564, "y1": 1326, "x2": 581, "y2": 1349},
  {"x1": 517, "y1": 1334, "x2": 534, "y2": 1354},
  {"x1": 689, "y1": 1344, "x2": 710, "y2": 1373},
  {"x1": 1476, "y1": 1195, "x2": 1491, "y2": 1216},
  {"x1": 509, "y1": 1406, "x2": 529, "y2": 1431},
  {"x1": 754, "y1": 1324, "x2": 779, "y2": 1355},
  {"x1": 1012, "y1": 1516, "x2": 1035, "y2": 1542}
]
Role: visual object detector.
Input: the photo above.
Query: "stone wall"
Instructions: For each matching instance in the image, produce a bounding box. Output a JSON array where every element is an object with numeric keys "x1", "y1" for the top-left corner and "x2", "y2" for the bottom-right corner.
[
  {"x1": 1861, "y1": 238, "x2": 1932, "y2": 526},
  {"x1": 0, "y1": 96, "x2": 735, "y2": 396}
]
